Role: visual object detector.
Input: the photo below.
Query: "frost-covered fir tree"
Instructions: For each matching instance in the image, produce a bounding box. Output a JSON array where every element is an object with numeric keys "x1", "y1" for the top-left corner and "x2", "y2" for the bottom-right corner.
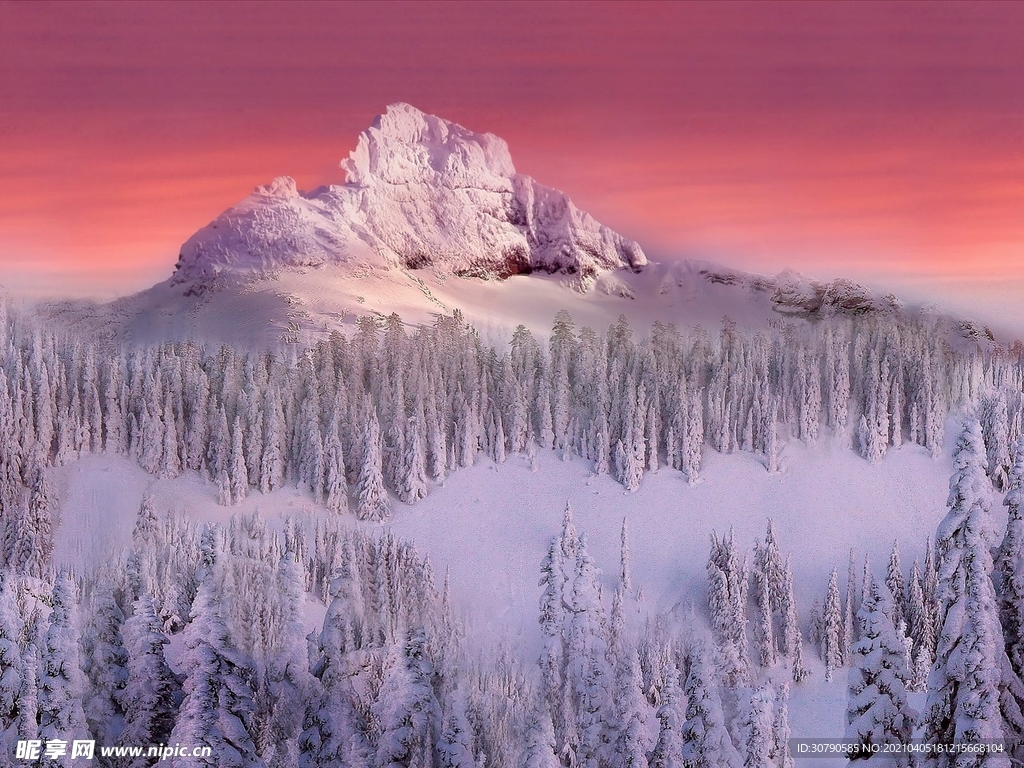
[
  {"x1": 0, "y1": 570, "x2": 24, "y2": 746},
  {"x1": 19, "y1": 639, "x2": 41, "y2": 744},
  {"x1": 436, "y1": 694, "x2": 476, "y2": 768},
  {"x1": 923, "y1": 419, "x2": 1016, "y2": 767},
  {"x1": 620, "y1": 517, "x2": 633, "y2": 596},
  {"x1": 650, "y1": 660, "x2": 685, "y2": 768},
  {"x1": 260, "y1": 553, "x2": 311, "y2": 767},
  {"x1": 538, "y1": 508, "x2": 571, "y2": 752},
  {"x1": 754, "y1": 567, "x2": 777, "y2": 668},
  {"x1": 259, "y1": 388, "x2": 286, "y2": 494},
  {"x1": 7, "y1": 467, "x2": 54, "y2": 578},
  {"x1": 610, "y1": 648, "x2": 652, "y2": 768},
  {"x1": 886, "y1": 541, "x2": 906, "y2": 631},
  {"x1": 121, "y1": 595, "x2": 181, "y2": 765},
  {"x1": 845, "y1": 577, "x2": 915, "y2": 761},
  {"x1": 781, "y1": 560, "x2": 809, "y2": 682},
  {"x1": 81, "y1": 583, "x2": 129, "y2": 750},
  {"x1": 38, "y1": 573, "x2": 91, "y2": 767},
  {"x1": 323, "y1": 424, "x2": 349, "y2": 514},
  {"x1": 844, "y1": 554, "x2": 857, "y2": 665},
  {"x1": 981, "y1": 390, "x2": 1011, "y2": 490},
  {"x1": 738, "y1": 685, "x2": 777, "y2": 768},
  {"x1": 905, "y1": 561, "x2": 934, "y2": 692},
  {"x1": 823, "y1": 569, "x2": 844, "y2": 682},
  {"x1": 682, "y1": 391, "x2": 704, "y2": 485},
  {"x1": 774, "y1": 683, "x2": 794, "y2": 768},
  {"x1": 566, "y1": 534, "x2": 612, "y2": 768},
  {"x1": 681, "y1": 642, "x2": 742, "y2": 768},
  {"x1": 523, "y1": 705, "x2": 560, "y2": 768},
  {"x1": 229, "y1": 414, "x2": 248, "y2": 505},
  {"x1": 168, "y1": 575, "x2": 266, "y2": 768},
  {"x1": 707, "y1": 529, "x2": 750, "y2": 687},
  {"x1": 161, "y1": 398, "x2": 182, "y2": 479},
  {"x1": 998, "y1": 435, "x2": 1024, "y2": 682},
  {"x1": 398, "y1": 413, "x2": 429, "y2": 504},
  {"x1": 374, "y1": 628, "x2": 442, "y2": 768},
  {"x1": 355, "y1": 410, "x2": 390, "y2": 522},
  {"x1": 301, "y1": 550, "x2": 372, "y2": 768}
]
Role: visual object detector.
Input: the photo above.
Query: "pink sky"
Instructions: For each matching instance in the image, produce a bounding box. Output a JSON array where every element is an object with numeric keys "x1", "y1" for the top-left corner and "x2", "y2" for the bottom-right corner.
[{"x1": 2, "y1": 1, "x2": 1023, "y2": 322}]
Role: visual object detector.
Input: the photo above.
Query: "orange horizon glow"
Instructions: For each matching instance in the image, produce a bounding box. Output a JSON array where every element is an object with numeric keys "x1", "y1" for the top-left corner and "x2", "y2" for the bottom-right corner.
[{"x1": 2, "y1": 1, "x2": 1023, "y2": 325}]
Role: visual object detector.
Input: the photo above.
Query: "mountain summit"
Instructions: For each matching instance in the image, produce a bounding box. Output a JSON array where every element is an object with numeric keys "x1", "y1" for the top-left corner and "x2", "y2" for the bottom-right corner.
[{"x1": 172, "y1": 103, "x2": 646, "y2": 287}]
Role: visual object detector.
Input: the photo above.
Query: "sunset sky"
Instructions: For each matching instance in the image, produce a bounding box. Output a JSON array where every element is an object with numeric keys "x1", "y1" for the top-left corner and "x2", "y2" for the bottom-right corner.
[{"x1": 2, "y1": 1, "x2": 1023, "y2": 325}]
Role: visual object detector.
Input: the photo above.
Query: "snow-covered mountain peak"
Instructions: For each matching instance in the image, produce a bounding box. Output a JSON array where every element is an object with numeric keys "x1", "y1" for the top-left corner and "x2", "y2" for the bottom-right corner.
[
  {"x1": 342, "y1": 102, "x2": 516, "y2": 189},
  {"x1": 170, "y1": 104, "x2": 646, "y2": 287}
]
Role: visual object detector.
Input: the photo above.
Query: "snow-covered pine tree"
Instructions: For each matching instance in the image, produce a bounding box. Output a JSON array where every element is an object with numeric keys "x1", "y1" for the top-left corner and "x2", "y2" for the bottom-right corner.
[
  {"x1": 738, "y1": 685, "x2": 777, "y2": 768},
  {"x1": 207, "y1": 402, "x2": 230, "y2": 483},
  {"x1": 18, "y1": 639, "x2": 41, "y2": 744},
  {"x1": 230, "y1": 413, "x2": 248, "y2": 505},
  {"x1": 374, "y1": 628, "x2": 442, "y2": 768},
  {"x1": 620, "y1": 517, "x2": 632, "y2": 596},
  {"x1": 259, "y1": 388, "x2": 286, "y2": 494},
  {"x1": 566, "y1": 533, "x2": 612, "y2": 768},
  {"x1": 679, "y1": 390, "x2": 701, "y2": 485},
  {"x1": 843, "y1": 553, "x2": 857, "y2": 665},
  {"x1": 38, "y1": 572, "x2": 91, "y2": 768},
  {"x1": 301, "y1": 548, "x2": 372, "y2": 768},
  {"x1": 0, "y1": 570, "x2": 24, "y2": 745},
  {"x1": 355, "y1": 409, "x2": 390, "y2": 522},
  {"x1": 296, "y1": 396, "x2": 324, "y2": 503},
  {"x1": 773, "y1": 683, "x2": 794, "y2": 768},
  {"x1": 161, "y1": 398, "x2": 182, "y2": 479},
  {"x1": 707, "y1": 528, "x2": 750, "y2": 687},
  {"x1": 437, "y1": 693, "x2": 476, "y2": 768},
  {"x1": 680, "y1": 642, "x2": 742, "y2": 768},
  {"x1": 523, "y1": 705, "x2": 560, "y2": 768},
  {"x1": 905, "y1": 560, "x2": 933, "y2": 692},
  {"x1": 5, "y1": 466, "x2": 55, "y2": 578},
  {"x1": 923, "y1": 419, "x2": 1016, "y2": 767},
  {"x1": 886, "y1": 541, "x2": 906, "y2": 631},
  {"x1": 760, "y1": 394, "x2": 778, "y2": 473},
  {"x1": 609, "y1": 648, "x2": 653, "y2": 768},
  {"x1": 845, "y1": 576, "x2": 915, "y2": 761},
  {"x1": 981, "y1": 390, "x2": 1012, "y2": 490},
  {"x1": 81, "y1": 583, "x2": 129, "y2": 750},
  {"x1": 260, "y1": 552, "x2": 311, "y2": 767},
  {"x1": 998, "y1": 435, "x2": 1024, "y2": 682},
  {"x1": 168, "y1": 575, "x2": 266, "y2": 768},
  {"x1": 121, "y1": 595, "x2": 181, "y2": 764},
  {"x1": 753, "y1": 566, "x2": 777, "y2": 668},
  {"x1": 323, "y1": 404, "x2": 349, "y2": 514},
  {"x1": 398, "y1": 412, "x2": 428, "y2": 504},
  {"x1": 538, "y1": 532, "x2": 568, "y2": 752},
  {"x1": 650, "y1": 660, "x2": 685, "y2": 768},
  {"x1": 781, "y1": 559, "x2": 809, "y2": 682},
  {"x1": 823, "y1": 568, "x2": 844, "y2": 682}
]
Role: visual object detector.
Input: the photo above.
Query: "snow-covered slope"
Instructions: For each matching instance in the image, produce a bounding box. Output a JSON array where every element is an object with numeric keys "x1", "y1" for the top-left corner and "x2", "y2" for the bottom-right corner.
[{"x1": 38, "y1": 103, "x2": 986, "y2": 349}]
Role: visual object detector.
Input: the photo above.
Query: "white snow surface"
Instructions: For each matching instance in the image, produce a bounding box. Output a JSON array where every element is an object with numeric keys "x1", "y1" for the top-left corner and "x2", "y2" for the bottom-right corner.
[
  {"x1": 49, "y1": 426, "x2": 963, "y2": 763},
  {"x1": 45, "y1": 257, "x2": 938, "y2": 351}
]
